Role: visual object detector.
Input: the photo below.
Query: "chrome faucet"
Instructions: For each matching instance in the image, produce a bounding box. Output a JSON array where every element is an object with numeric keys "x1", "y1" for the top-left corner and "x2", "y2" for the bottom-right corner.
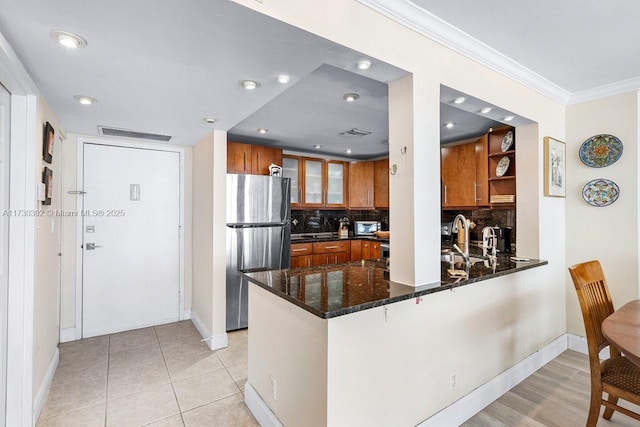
[{"x1": 452, "y1": 213, "x2": 470, "y2": 264}]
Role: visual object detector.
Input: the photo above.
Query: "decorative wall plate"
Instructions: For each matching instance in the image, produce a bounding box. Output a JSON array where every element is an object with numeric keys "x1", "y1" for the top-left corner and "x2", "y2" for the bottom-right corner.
[
  {"x1": 496, "y1": 156, "x2": 510, "y2": 177},
  {"x1": 501, "y1": 131, "x2": 514, "y2": 152},
  {"x1": 582, "y1": 178, "x2": 619, "y2": 207},
  {"x1": 579, "y1": 134, "x2": 623, "y2": 168}
]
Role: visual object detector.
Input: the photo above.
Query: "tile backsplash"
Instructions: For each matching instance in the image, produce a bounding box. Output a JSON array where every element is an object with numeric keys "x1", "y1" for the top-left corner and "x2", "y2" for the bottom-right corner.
[
  {"x1": 291, "y1": 210, "x2": 389, "y2": 234},
  {"x1": 442, "y1": 209, "x2": 516, "y2": 243}
]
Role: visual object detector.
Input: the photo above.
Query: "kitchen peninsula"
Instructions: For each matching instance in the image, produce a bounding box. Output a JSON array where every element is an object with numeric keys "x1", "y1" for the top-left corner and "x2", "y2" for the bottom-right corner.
[{"x1": 242, "y1": 254, "x2": 547, "y2": 426}]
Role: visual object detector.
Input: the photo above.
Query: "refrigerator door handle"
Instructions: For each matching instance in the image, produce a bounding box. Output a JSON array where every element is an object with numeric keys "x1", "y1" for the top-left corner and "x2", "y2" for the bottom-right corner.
[{"x1": 226, "y1": 222, "x2": 289, "y2": 229}]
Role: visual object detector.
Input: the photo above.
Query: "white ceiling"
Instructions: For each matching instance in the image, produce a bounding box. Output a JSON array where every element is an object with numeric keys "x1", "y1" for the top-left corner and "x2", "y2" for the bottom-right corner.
[
  {"x1": 3, "y1": 0, "x2": 636, "y2": 157},
  {"x1": 361, "y1": 0, "x2": 640, "y2": 103}
]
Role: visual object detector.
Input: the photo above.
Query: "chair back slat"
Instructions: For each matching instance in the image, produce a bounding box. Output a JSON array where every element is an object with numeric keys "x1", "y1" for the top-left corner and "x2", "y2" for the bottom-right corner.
[{"x1": 569, "y1": 261, "x2": 615, "y2": 355}]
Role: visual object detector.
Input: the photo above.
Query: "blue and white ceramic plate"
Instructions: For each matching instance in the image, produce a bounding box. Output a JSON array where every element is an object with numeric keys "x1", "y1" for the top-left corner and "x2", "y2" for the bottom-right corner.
[
  {"x1": 582, "y1": 179, "x2": 619, "y2": 207},
  {"x1": 501, "y1": 131, "x2": 514, "y2": 152},
  {"x1": 496, "y1": 156, "x2": 510, "y2": 177},
  {"x1": 579, "y1": 134, "x2": 623, "y2": 168}
]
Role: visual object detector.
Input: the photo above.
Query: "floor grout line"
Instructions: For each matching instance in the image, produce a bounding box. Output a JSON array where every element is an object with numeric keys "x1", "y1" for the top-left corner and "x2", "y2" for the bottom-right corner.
[{"x1": 154, "y1": 325, "x2": 186, "y2": 427}]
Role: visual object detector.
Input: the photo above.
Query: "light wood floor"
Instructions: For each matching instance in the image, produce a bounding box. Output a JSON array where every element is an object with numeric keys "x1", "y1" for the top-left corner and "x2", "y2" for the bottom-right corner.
[{"x1": 463, "y1": 350, "x2": 640, "y2": 427}]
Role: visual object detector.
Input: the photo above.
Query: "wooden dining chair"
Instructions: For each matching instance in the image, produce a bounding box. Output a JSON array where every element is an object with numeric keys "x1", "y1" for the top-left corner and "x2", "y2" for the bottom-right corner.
[{"x1": 569, "y1": 260, "x2": 640, "y2": 426}]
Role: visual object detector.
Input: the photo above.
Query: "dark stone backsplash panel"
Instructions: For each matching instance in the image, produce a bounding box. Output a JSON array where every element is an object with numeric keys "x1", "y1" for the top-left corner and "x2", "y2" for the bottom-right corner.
[
  {"x1": 291, "y1": 210, "x2": 389, "y2": 234},
  {"x1": 442, "y1": 208, "x2": 516, "y2": 243}
]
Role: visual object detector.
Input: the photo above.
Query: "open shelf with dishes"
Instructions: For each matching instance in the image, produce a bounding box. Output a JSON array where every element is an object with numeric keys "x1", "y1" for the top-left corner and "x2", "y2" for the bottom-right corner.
[{"x1": 487, "y1": 126, "x2": 516, "y2": 207}]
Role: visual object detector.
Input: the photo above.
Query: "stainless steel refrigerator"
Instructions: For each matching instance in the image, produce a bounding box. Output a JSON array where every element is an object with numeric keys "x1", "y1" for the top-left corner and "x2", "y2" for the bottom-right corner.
[{"x1": 226, "y1": 174, "x2": 291, "y2": 331}]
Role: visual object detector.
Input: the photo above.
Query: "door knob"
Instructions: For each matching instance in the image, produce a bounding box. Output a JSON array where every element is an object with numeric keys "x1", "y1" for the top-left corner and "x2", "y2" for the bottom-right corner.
[{"x1": 85, "y1": 243, "x2": 102, "y2": 250}]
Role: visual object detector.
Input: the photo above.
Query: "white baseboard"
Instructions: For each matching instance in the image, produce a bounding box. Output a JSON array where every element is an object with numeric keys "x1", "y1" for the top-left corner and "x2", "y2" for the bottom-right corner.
[
  {"x1": 418, "y1": 334, "x2": 568, "y2": 427},
  {"x1": 59, "y1": 327, "x2": 76, "y2": 343},
  {"x1": 33, "y1": 348, "x2": 59, "y2": 425},
  {"x1": 244, "y1": 382, "x2": 284, "y2": 427},
  {"x1": 190, "y1": 309, "x2": 228, "y2": 351},
  {"x1": 567, "y1": 332, "x2": 609, "y2": 359},
  {"x1": 181, "y1": 308, "x2": 191, "y2": 320}
]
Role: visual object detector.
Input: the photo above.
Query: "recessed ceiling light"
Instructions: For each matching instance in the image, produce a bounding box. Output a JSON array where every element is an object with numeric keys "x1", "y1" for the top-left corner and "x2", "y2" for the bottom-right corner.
[
  {"x1": 480, "y1": 107, "x2": 492, "y2": 114},
  {"x1": 343, "y1": 93, "x2": 359, "y2": 102},
  {"x1": 277, "y1": 74, "x2": 290, "y2": 84},
  {"x1": 50, "y1": 30, "x2": 87, "y2": 48},
  {"x1": 345, "y1": 149, "x2": 352, "y2": 154},
  {"x1": 74, "y1": 95, "x2": 97, "y2": 105},
  {"x1": 504, "y1": 115, "x2": 514, "y2": 122},
  {"x1": 240, "y1": 80, "x2": 260, "y2": 90},
  {"x1": 453, "y1": 97, "x2": 466, "y2": 104},
  {"x1": 357, "y1": 60, "x2": 371, "y2": 70},
  {"x1": 257, "y1": 128, "x2": 268, "y2": 134},
  {"x1": 203, "y1": 117, "x2": 217, "y2": 124},
  {"x1": 313, "y1": 144, "x2": 322, "y2": 149},
  {"x1": 445, "y1": 122, "x2": 454, "y2": 129}
]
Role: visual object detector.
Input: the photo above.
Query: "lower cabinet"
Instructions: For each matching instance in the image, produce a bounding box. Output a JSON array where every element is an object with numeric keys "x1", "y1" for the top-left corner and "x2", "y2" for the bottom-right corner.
[
  {"x1": 350, "y1": 240, "x2": 381, "y2": 261},
  {"x1": 312, "y1": 241, "x2": 350, "y2": 266},
  {"x1": 312, "y1": 252, "x2": 350, "y2": 266}
]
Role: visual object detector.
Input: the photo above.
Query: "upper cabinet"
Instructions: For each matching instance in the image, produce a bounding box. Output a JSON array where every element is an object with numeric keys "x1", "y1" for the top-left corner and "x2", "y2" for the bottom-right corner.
[
  {"x1": 283, "y1": 155, "x2": 348, "y2": 209},
  {"x1": 349, "y1": 161, "x2": 374, "y2": 209},
  {"x1": 440, "y1": 126, "x2": 514, "y2": 210},
  {"x1": 227, "y1": 141, "x2": 282, "y2": 175},
  {"x1": 373, "y1": 158, "x2": 389, "y2": 209}
]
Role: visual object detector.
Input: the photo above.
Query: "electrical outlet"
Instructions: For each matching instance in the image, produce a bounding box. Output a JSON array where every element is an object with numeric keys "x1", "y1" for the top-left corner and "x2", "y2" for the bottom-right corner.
[
  {"x1": 450, "y1": 372, "x2": 457, "y2": 391},
  {"x1": 270, "y1": 375, "x2": 277, "y2": 400}
]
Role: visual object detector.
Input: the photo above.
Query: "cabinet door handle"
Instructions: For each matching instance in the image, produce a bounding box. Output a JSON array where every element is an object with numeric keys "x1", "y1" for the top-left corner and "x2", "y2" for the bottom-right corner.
[
  {"x1": 474, "y1": 183, "x2": 478, "y2": 202},
  {"x1": 292, "y1": 248, "x2": 308, "y2": 252},
  {"x1": 324, "y1": 245, "x2": 339, "y2": 249},
  {"x1": 367, "y1": 190, "x2": 370, "y2": 205},
  {"x1": 307, "y1": 258, "x2": 310, "y2": 267},
  {"x1": 334, "y1": 255, "x2": 338, "y2": 263},
  {"x1": 243, "y1": 152, "x2": 247, "y2": 172},
  {"x1": 444, "y1": 185, "x2": 448, "y2": 204},
  {"x1": 257, "y1": 153, "x2": 261, "y2": 173},
  {"x1": 299, "y1": 188, "x2": 302, "y2": 204}
]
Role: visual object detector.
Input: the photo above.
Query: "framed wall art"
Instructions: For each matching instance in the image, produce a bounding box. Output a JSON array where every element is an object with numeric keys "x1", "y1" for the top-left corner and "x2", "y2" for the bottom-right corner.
[
  {"x1": 43, "y1": 121, "x2": 54, "y2": 163},
  {"x1": 42, "y1": 167, "x2": 52, "y2": 205},
  {"x1": 544, "y1": 136, "x2": 566, "y2": 197}
]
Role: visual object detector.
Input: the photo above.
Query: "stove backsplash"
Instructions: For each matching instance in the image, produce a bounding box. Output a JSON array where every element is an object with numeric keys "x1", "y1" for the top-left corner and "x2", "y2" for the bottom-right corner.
[{"x1": 291, "y1": 210, "x2": 389, "y2": 235}]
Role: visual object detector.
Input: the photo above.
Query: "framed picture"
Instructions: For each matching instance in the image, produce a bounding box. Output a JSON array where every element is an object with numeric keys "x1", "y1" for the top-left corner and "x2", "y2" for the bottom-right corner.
[
  {"x1": 42, "y1": 167, "x2": 52, "y2": 205},
  {"x1": 544, "y1": 136, "x2": 566, "y2": 197},
  {"x1": 43, "y1": 121, "x2": 54, "y2": 163}
]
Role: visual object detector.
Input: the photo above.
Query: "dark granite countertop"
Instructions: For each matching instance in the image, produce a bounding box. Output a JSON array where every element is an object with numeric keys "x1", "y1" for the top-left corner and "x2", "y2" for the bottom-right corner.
[{"x1": 241, "y1": 253, "x2": 547, "y2": 319}]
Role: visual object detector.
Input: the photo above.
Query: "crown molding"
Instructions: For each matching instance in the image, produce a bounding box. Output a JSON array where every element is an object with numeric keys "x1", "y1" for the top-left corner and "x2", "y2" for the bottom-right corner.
[
  {"x1": 568, "y1": 76, "x2": 640, "y2": 104},
  {"x1": 359, "y1": 0, "x2": 573, "y2": 104}
]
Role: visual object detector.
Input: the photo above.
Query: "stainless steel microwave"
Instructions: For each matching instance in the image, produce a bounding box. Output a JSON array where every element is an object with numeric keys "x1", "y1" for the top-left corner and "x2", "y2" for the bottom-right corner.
[{"x1": 354, "y1": 220, "x2": 381, "y2": 236}]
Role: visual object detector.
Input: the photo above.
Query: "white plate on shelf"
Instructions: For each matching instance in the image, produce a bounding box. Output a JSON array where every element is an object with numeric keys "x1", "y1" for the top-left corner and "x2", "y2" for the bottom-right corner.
[
  {"x1": 501, "y1": 131, "x2": 514, "y2": 152},
  {"x1": 496, "y1": 156, "x2": 510, "y2": 177}
]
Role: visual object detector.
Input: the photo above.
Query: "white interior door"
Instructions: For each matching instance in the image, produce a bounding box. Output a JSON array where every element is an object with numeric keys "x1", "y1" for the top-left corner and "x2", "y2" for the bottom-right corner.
[
  {"x1": 82, "y1": 143, "x2": 180, "y2": 337},
  {"x1": 0, "y1": 83, "x2": 10, "y2": 426}
]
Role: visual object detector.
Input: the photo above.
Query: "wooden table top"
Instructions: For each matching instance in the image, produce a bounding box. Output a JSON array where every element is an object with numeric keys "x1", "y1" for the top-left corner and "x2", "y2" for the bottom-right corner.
[{"x1": 602, "y1": 299, "x2": 640, "y2": 368}]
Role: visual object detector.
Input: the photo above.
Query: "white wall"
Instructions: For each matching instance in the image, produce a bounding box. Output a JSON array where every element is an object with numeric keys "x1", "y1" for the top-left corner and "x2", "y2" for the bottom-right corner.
[
  {"x1": 33, "y1": 94, "x2": 63, "y2": 404},
  {"x1": 191, "y1": 130, "x2": 227, "y2": 348},
  {"x1": 566, "y1": 91, "x2": 639, "y2": 335},
  {"x1": 59, "y1": 133, "x2": 193, "y2": 339}
]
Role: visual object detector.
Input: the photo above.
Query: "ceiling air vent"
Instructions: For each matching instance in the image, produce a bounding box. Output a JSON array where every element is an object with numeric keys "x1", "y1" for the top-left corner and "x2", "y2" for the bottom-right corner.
[
  {"x1": 98, "y1": 126, "x2": 172, "y2": 142},
  {"x1": 339, "y1": 128, "x2": 373, "y2": 138}
]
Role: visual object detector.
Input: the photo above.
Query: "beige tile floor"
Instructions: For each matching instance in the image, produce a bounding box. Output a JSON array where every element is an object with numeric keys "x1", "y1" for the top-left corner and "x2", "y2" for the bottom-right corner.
[{"x1": 37, "y1": 321, "x2": 257, "y2": 427}]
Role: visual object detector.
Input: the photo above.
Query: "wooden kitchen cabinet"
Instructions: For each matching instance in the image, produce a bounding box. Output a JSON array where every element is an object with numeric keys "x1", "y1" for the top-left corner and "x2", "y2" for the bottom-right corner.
[
  {"x1": 312, "y1": 252, "x2": 350, "y2": 266},
  {"x1": 349, "y1": 161, "x2": 374, "y2": 209},
  {"x1": 282, "y1": 155, "x2": 302, "y2": 208},
  {"x1": 290, "y1": 242, "x2": 313, "y2": 268},
  {"x1": 373, "y1": 158, "x2": 389, "y2": 209},
  {"x1": 441, "y1": 142, "x2": 477, "y2": 208},
  {"x1": 350, "y1": 240, "x2": 381, "y2": 261},
  {"x1": 311, "y1": 240, "x2": 350, "y2": 266},
  {"x1": 299, "y1": 157, "x2": 348, "y2": 209},
  {"x1": 226, "y1": 141, "x2": 282, "y2": 175},
  {"x1": 475, "y1": 134, "x2": 490, "y2": 206}
]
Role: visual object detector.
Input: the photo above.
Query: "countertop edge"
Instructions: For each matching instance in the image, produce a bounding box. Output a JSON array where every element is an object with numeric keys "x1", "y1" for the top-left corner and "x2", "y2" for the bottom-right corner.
[{"x1": 243, "y1": 258, "x2": 548, "y2": 319}]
